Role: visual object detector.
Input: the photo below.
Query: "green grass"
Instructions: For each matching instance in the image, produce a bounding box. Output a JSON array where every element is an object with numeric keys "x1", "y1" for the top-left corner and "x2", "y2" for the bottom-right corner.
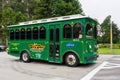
[{"x1": 98, "y1": 48, "x2": 120, "y2": 54}]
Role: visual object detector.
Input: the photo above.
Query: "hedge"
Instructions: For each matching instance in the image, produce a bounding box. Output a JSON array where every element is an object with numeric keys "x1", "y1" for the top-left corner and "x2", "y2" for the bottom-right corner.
[{"x1": 98, "y1": 44, "x2": 120, "y2": 49}]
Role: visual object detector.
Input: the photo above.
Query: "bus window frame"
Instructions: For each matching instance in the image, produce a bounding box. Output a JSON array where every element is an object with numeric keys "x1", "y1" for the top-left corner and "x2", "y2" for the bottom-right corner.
[
  {"x1": 40, "y1": 26, "x2": 46, "y2": 40},
  {"x1": 63, "y1": 24, "x2": 72, "y2": 39},
  {"x1": 33, "y1": 27, "x2": 38, "y2": 39},
  {"x1": 73, "y1": 22, "x2": 83, "y2": 39},
  {"x1": 86, "y1": 23, "x2": 94, "y2": 38},
  {"x1": 27, "y1": 28, "x2": 32, "y2": 40},
  {"x1": 15, "y1": 29, "x2": 20, "y2": 40},
  {"x1": 21, "y1": 28, "x2": 25, "y2": 40},
  {"x1": 10, "y1": 29, "x2": 15, "y2": 40}
]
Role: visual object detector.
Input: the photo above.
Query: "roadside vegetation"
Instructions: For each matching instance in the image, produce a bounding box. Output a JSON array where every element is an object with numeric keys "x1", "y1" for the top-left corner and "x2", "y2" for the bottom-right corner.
[
  {"x1": 98, "y1": 44, "x2": 120, "y2": 54},
  {"x1": 98, "y1": 48, "x2": 120, "y2": 54},
  {"x1": 98, "y1": 15, "x2": 120, "y2": 55}
]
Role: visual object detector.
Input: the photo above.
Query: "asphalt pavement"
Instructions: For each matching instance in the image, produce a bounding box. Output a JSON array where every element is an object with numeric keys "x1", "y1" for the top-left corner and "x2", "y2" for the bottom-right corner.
[{"x1": 0, "y1": 52, "x2": 120, "y2": 80}]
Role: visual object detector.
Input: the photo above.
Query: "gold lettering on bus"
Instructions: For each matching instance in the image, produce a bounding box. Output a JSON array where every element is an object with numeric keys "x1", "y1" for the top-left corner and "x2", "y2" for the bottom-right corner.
[
  {"x1": 11, "y1": 43, "x2": 20, "y2": 46},
  {"x1": 29, "y1": 44, "x2": 45, "y2": 52}
]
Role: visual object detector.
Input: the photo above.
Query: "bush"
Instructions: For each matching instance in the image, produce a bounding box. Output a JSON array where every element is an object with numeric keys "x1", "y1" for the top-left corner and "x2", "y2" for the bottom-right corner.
[{"x1": 98, "y1": 44, "x2": 120, "y2": 49}]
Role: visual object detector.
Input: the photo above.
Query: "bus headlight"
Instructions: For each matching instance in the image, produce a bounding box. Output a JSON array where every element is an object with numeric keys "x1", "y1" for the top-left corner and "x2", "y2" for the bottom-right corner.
[
  {"x1": 87, "y1": 44, "x2": 92, "y2": 52},
  {"x1": 89, "y1": 45, "x2": 92, "y2": 49}
]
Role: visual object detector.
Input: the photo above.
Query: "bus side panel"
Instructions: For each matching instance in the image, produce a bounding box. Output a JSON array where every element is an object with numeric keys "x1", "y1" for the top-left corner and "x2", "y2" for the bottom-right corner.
[
  {"x1": 9, "y1": 40, "x2": 49, "y2": 61},
  {"x1": 8, "y1": 41, "x2": 21, "y2": 57},
  {"x1": 60, "y1": 39, "x2": 84, "y2": 63},
  {"x1": 19, "y1": 40, "x2": 49, "y2": 61}
]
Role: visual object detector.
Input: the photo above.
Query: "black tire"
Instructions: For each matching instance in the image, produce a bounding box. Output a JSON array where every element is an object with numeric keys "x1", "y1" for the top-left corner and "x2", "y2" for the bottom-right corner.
[
  {"x1": 65, "y1": 53, "x2": 79, "y2": 67},
  {"x1": 21, "y1": 51, "x2": 31, "y2": 62}
]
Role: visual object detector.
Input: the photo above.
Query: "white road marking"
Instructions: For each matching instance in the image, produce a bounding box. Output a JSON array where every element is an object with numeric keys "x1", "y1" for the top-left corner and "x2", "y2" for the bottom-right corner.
[
  {"x1": 81, "y1": 59, "x2": 120, "y2": 80},
  {"x1": 81, "y1": 61, "x2": 108, "y2": 80},
  {"x1": 112, "y1": 58, "x2": 120, "y2": 61},
  {"x1": 103, "y1": 62, "x2": 120, "y2": 69}
]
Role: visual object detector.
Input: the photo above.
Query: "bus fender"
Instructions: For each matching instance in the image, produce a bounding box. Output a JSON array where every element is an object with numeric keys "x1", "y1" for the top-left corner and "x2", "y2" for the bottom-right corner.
[
  {"x1": 62, "y1": 50, "x2": 80, "y2": 63},
  {"x1": 20, "y1": 49, "x2": 30, "y2": 60}
]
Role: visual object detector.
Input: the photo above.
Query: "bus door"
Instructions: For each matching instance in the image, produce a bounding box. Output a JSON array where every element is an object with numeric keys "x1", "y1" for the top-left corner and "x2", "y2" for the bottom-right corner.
[{"x1": 49, "y1": 25, "x2": 60, "y2": 63}]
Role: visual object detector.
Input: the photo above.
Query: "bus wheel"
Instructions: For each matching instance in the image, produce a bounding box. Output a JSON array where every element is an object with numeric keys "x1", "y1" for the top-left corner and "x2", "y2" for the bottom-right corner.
[
  {"x1": 21, "y1": 51, "x2": 30, "y2": 62},
  {"x1": 65, "y1": 53, "x2": 79, "y2": 67}
]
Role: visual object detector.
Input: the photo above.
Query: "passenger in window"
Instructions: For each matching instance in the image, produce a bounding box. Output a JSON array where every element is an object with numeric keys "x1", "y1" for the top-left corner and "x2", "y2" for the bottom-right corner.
[
  {"x1": 78, "y1": 31, "x2": 82, "y2": 38},
  {"x1": 73, "y1": 23, "x2": 83, "y2": 39}
]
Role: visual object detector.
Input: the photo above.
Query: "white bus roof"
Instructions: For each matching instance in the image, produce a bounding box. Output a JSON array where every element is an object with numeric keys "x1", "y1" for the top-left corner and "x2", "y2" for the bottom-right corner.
[{"x1": 8, "y1": 14, "x2": 94, "y2": 27}]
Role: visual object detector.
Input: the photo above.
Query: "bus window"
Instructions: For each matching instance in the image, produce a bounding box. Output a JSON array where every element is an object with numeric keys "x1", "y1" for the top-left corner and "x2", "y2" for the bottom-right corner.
[
  {"x1": 21, "y1": 28, "x2": 25, "y2": 40},
  {"x1": 27, "y1": 28, "x2": 31, "y2": 40},
  {"x1": 33, "y1": 27, "x2": 38, "y2": 39},
  {"x1": 93, "y1": 26, "x2": 97, "y2": 38},
  {"x1": 63, "y1": 24, "x2": 72, "y2": 39},
  {"x1": 50, "y1": 29, "x2": 53, "y2": 42},
  {"x1": 10, "y1": 30, "x2": 14, "y2": 40},
  {"x1": 86, "y1": 24, "x2": 93, "y2": 38},
  {"x1": 73, "y1": 23, "x2": 82, "y2": 38},
  {"x1": 15, "y1": 29, "x2": 19, "y2": 40},
  {"x1": 56, "y1": 28, "x2": 59, "y2": 42},
  {"x1": 40, "y1": 27, "x2": 46, "y2": 39}
]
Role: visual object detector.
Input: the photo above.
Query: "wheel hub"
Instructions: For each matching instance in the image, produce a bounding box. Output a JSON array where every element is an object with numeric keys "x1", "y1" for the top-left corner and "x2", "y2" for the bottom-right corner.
[
  {"x1": 67, "y1": 55, "x2": 76, "y2": 65},
  {"x1": 22, "y1": 53, "x2": 28, "y2": 61}
]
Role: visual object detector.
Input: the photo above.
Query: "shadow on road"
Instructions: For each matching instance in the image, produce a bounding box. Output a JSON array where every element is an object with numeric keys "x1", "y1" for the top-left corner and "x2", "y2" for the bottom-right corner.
[{"x1": 12, "y1": 58, "x2": 97, "y2": 68}]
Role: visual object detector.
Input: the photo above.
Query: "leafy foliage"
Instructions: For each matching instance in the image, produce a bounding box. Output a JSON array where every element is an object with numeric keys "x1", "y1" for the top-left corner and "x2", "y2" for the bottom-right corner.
[
  {"x1": 31, "y1": 0, "x2": 83, "y2": 19},
  {"x1": 98, "y1": 15, "x2": 120, "y2": 43},
  {"x1": 2, "y1": 0, "x2": 83, "y2": 25},
  {"x1": 0, "y1": 0, "x2": 83, "y2": 45}
]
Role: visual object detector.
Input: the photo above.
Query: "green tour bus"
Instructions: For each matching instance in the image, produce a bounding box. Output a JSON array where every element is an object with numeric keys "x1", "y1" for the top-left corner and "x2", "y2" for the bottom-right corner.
[{"x1": 8, "y1": 14, "x2": 99, "y2": 67}]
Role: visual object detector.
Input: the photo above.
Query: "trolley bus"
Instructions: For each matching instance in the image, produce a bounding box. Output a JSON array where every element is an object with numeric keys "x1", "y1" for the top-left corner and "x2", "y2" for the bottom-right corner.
[{"x1": 8, "y1": 14, "x2": 99, "y2": 67}]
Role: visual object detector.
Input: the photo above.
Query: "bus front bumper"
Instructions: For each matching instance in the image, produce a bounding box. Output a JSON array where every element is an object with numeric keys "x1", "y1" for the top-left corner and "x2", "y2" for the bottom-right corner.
[{"x1": 85, "y1": 54, "x2": 99, "y2": 61}]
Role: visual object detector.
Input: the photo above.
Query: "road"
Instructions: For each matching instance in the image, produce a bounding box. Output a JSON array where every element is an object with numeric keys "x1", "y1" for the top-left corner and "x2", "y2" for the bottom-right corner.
[
  {"x1": 0, "y1": 52, "x2": 119, "y2": 80},
  {"x1": 91, "y1": 55, "x2": 120, "y2": 80}
]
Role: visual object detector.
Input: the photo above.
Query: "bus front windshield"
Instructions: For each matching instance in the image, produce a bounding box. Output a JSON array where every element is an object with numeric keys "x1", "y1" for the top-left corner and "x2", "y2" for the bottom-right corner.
[{"x1": 86, "y1": 24, "x2": 97, "y2": 39}]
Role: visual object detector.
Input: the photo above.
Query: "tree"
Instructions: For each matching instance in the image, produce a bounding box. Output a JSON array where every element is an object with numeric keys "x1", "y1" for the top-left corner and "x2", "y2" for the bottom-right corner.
[
  {"x1": 2, "y1": 7, "x2": 14, "y2": 25},
  {"x1": 1, "y1": 0, "x2": 84, "y2": 45},
  {"x1": 0, "y1": 0, "x2": 2, "y2": 44},
  {"x1": 0, "y1": 0, "x2": 2, "y2": 28},
  {"x1": 112, "y1": 22, "x2": 120, "y2": 43},
  {"x1": 0, "y1": 0, "x2": 2, "y2": 25},
  {"x1": 32, "y1": 0, "x2": 84, "y2": 19},
  {"x1": 2, "y1": 0, "x2": 84, "y2": 21},
  {"x1": 98, "y1": 15, "x2": 120, "y2": 43},
  {"x1": 2, "y1": 7, "x2": 27, "y2": 45}
]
